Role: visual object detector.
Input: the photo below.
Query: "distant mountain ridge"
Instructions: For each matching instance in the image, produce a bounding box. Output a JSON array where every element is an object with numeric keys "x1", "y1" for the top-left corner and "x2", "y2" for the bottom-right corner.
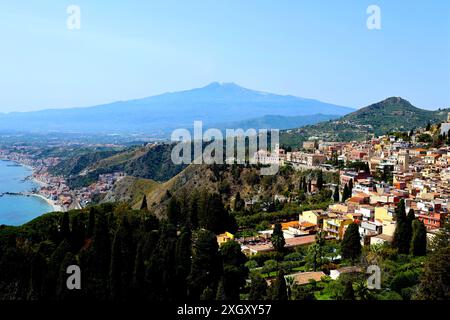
[
  {"x1": 280, "y1": 97, "x2": 450, "y2": 147},
  {"x1": 0, "y1": 82, "x2": 353, "y2": 135},
  {"x1": 215, "y1": 113, "x2": 340, "y2": 131}
]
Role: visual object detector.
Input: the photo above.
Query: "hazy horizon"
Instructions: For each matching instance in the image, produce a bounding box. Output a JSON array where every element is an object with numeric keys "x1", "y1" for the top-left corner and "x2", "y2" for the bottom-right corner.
[{"x1": 1, "y1": 82, "x2": 448, "y2": 115}]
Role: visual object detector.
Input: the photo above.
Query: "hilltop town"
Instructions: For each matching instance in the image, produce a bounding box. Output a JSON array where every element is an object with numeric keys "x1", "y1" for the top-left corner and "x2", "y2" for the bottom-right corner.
[{"x1": 241, "y1": 113, "x2": 450, "y2": 255}]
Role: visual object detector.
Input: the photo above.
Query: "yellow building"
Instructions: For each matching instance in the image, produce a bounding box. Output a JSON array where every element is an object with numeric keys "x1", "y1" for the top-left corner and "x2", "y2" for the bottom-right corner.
[
  {"x1": 299, "y1": 210, "x2": 325, "y2": 228},
  {"x1": 374, "y1": 207, "x2": 394, "y2": 222},
  {"x1": 380, "y1": 220, "x2": 396, "y2": 237},
  {"x1": 217, "y1": 231, "x2": 234, "y2": 246},
  {"x1": 328, "y1": 204, "x2": 348, "y2": 214},
  {"x1": 322, "y1": 216, "x2": 353, "y2": 240}
]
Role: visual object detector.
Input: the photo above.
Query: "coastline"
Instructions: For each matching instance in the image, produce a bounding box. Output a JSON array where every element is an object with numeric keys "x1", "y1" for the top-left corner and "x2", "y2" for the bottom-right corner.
[
  {"x1": 30, "y1": 193, "x2": 64, "y2": 212},
  {"x1": 0, "y1": 158, "x2": 64, "y2": 213}
]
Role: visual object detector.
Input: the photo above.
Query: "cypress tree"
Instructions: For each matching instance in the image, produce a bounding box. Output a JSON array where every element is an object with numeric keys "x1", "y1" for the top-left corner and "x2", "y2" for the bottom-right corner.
[
  {"x1": 220, "y1": 240, "x2": 248, "y2": 300},
  {"x1": 393, "y1": 200, "x2": 411, "y2": 254},
  {"x1": 348, "y1": 179, "x2": 353, "y2": 193},
  {"x1": 249, "y1": 273, "x2": 268, "y2": 300},
  {"x1": 405, "y1": 208, "x2": 416, "y2": 252},
  {"x1": 272, "y1": 269, "x2": 287, "y2": 300},
  {"x1": 57, "y1": 252, "x2": 79, "y2": 300},
  {"x1": 175, "y1": 227, "x2": 192, "y2": 299},
  {"x1": 56, "y1": 252, "x2": 79, "y2": 300},
  {"x1": 342, "y1": 184, "x2": 350, "y2": 202},
  {"x1": 411, "y1": 220, "x2": 427, "y2": 256},
  {"x1": 87, "y1": 207, "x2": 96, "y2": 238},
  {"x1": 215, "y1": 278, "x2": 227, "y2": 300},
  {"x1": 234, "y1": 192, "x2": 244, "y2": 211},
  {"x1": 60, "y1": 212, "x2": 70, "y2": 240},
  {"x1": 303, "y1": 177, "x2": 308, "y2": 193},
  {"x1": 200, "y1": 287, "x2": 215, "y2": 301},
  {"x1": 188, "y1": 229, "x2": 221, "y2": 299},
  {"x1": 341, "y1": 223, "x2": 361, "y2": 262},
  {"x1": 108, "y1": 215, "x2": 135, "y2": 300},
  {"x1": 132, "y1": 242, "x2": 145, "y2": 299},
  {"x1": 333, "y1": 185, "x2": 340, "y2": 202},
  {"x1": 342, "y1": 280, "x2": 355, "y2": 300},
  {"x1": 86, "y1": 212, "x2": 111, "y2": 298},
  {"x1": 271, "y1": 223, "x2": 285, "y2": 252},
  {"x1": 140, "y1": 195, "x2": 148, "y2": 211},
  {"x1": 167, "y1": 197, "x2": 180, "y2": 227},
  {"x1": 70, "y1": 215, "x2": 85, "y2": 252},
  {"x1": 188, "y1": 192, "x2": 199, "y2": 230},
  {"x1": 47, "y1": 239, "x2": 71, "y2": 299},
  {"x1": 317, "y1": 171, "x2": 324, "y2": 191},
  {"x1": 109, "y1": 228, "x2": 123, "y2": 300}
]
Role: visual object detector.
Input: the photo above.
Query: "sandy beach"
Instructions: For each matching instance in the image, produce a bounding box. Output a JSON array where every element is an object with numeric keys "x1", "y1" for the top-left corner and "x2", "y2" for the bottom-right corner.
[{"x1": 31, "y1": 193, "x2": 64, "y2": 212}]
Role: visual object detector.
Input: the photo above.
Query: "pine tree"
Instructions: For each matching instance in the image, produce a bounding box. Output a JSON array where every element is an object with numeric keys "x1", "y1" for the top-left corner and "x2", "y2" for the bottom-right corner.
[
  {"x1": 411, "y1": 219, "x2": 427, "y2": 256},
  {"x1": 271, "y1": 223, "x2": 285, "y2": 252},
  {"x1": 415, "y1": 247, "x2": 450, "y2": 300},
  {"x1": 341, "y1": 223, "x2": 361, "y2": 262},
  {"x1": 333, "y1": 185, "x2": 340, "y2": 202},
  {"x1": 430, "y1": 222, "x2": 450, "y2": 250}
]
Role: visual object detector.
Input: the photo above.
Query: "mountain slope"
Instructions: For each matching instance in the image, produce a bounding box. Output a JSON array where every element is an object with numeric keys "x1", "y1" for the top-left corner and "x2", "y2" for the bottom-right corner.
[
  {"x1": 51, "y1": 143, "x2": 187, "y2": 188},
  {"x1": 215, "y1": 113, "x2": 340, "y2": 131},
  {"x1": 280, "y1": 97, "x2": 450, "y2": 147},
  {"x1": 0, "y1": 83, "x2": 353, "y2": 135},
  {"x1": 344, "y1": 97, "x2": 446, "y2": 134}
]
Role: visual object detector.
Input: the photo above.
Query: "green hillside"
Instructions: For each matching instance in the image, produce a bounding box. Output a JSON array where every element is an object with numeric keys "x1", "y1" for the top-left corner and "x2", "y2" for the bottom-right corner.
[
  {"x1": 281, "y1": 97, "x2": 450, "y2": 148},
  {"x1": 58, "y1": 143, "x2": 187, "y2": 188}
]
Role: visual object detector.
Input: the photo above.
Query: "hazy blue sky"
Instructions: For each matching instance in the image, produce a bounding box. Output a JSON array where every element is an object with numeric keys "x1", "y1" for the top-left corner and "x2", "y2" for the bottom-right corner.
[{"x1": 0, "y1": 0, "x2": 449, "y2": 112}]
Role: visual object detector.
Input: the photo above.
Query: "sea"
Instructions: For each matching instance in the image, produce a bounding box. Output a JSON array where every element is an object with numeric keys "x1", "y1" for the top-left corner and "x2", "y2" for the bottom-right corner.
[{"x1": 0, "y1": 159, "x2": 53, "y2": 226}]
